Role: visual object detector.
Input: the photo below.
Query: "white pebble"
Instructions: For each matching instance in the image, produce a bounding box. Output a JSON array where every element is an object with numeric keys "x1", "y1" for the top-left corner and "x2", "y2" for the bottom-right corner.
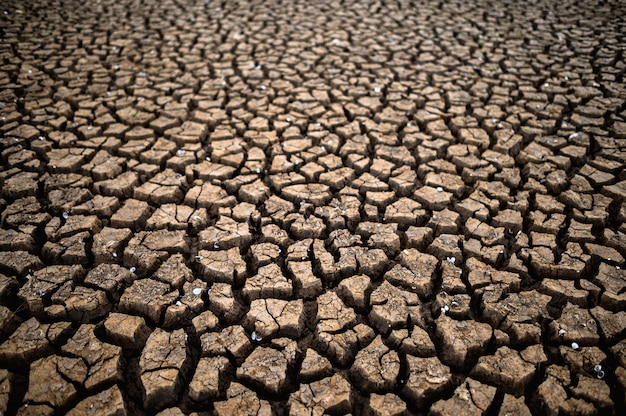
[
  {"x1": 192, "y1": 288, "x2": 203, "y2": 295},
  {"x1": 571, "y1": 342, "x2": 579, "y2": 350},
  {"x1": 129, "y1": 267, "x2": 136, "y2": 273},
  {"x1": 446, "y1": 256, "x2": 456, "y2": 263}
]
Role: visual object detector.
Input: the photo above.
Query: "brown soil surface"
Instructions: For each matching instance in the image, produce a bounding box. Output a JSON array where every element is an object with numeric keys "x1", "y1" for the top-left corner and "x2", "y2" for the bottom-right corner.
[{"x1": 1, "y1": 0, "x2": 626, "y2": 414}]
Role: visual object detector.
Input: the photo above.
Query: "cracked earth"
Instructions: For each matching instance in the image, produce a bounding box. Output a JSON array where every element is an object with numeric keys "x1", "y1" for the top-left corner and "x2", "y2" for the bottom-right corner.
[{"x1": 1, "y1": 0, "x2": 626, "y2": 414}]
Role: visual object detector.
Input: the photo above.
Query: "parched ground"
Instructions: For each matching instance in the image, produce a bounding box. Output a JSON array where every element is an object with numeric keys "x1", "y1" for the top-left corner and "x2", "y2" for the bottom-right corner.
[{"x1": 1, "y1": 0, "x2": 626, "y2": 414}]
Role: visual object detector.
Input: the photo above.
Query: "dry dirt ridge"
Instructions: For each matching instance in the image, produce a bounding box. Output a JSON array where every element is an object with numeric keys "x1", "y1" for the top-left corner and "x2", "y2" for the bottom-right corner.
[{"x1": 1, "y1": 0, "x2": 626, "y2": 415}]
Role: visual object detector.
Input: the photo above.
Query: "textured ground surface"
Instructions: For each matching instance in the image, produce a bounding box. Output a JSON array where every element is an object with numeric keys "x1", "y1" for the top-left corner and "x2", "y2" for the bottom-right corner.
[{"x1": 1, "y1": 0, "x2": 626, "y2": 414}]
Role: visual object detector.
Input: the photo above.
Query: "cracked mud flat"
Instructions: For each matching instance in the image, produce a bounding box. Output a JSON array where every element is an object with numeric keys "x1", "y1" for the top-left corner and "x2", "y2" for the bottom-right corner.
[{"x1": 1, "y1": 0, "x2": 626, "y2": 414}]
